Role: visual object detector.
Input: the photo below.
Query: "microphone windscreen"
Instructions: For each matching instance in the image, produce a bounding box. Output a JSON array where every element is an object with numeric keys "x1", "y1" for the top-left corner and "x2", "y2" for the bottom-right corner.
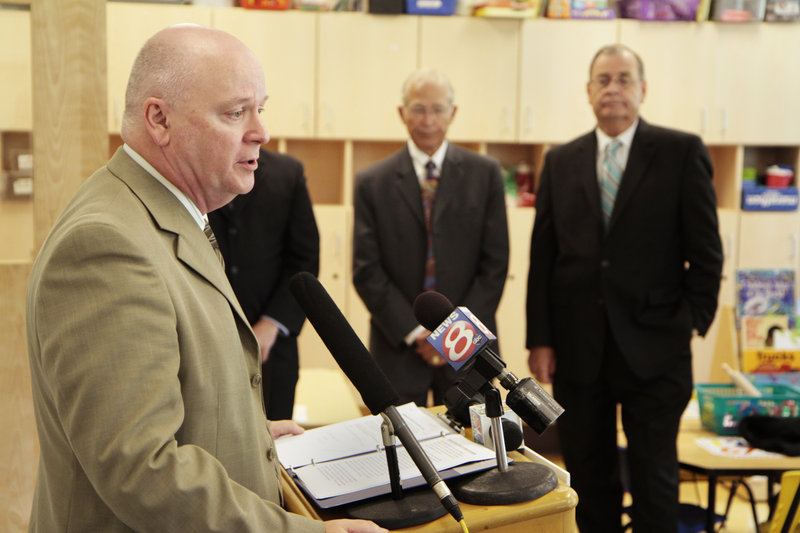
[
  {"x1": 413, "y1": 291, "x2": 455, "y2": 331},
  {"x1": 499, "y1": 418, "x2": 524, "y2": 451},
  {"x1": 289, "y1": 272, "x2": 398, "y2": 414}
]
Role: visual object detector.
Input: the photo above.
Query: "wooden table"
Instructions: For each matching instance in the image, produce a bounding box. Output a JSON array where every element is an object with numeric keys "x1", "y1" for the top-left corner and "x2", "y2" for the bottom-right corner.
[{"x1": 676, "y1": 417, "x2": 800, "y2": 533}]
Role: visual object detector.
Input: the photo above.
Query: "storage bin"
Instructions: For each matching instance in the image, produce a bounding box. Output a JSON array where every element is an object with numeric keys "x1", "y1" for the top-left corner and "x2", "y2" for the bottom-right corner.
[
  {"x1": 405, "y1": 0, "x2": 456, "y2": 14},
  {"x1": 696, "y1": 383, "x2": 800, "y2": 435}
]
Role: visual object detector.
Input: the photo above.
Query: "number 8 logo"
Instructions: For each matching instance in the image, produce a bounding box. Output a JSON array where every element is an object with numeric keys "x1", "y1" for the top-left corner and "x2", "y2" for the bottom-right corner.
[{"x1": 442, "y1": 321, "x2": 476, "y2": 362}]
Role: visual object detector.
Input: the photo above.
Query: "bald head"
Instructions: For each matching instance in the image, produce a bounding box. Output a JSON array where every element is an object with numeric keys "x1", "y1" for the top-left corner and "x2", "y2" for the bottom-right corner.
[
  {"x1": 121, "y1": 25, "x2": 260, "y2": 140},
  {"x1": 119, "y1": 24, "x2": 269, "y2": 214}
]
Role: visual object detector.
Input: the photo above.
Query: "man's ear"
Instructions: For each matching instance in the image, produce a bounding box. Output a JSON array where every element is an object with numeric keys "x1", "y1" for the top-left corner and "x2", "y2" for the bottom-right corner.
[{"x1": 143, "y1": 97, "x2": 170, "y2": 147}]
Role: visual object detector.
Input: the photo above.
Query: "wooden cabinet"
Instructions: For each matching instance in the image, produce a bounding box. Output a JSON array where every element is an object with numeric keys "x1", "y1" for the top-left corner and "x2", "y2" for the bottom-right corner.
[
  {"x1": 717, "y1": 207, "x2": 739, "y2": 309},
  {"x1": 106, "y1": 3, "x2": 212, "y2": 133},
  {"x1": 317, "y1": 13, "x2": 417, "y2": 140},
  {"x1": 496, "y1": 206, "x2": 536, "y2": 380},
  {"x1": 737, "y1": 211, "x2": 800, "y2": 271},
  {"x1": 618, "y1": 20, "x2": 715, "y2": 138},
  {"x1": 213, "y1": 9, "x2": 316, "y2": 139},
  {"x1": 297, "y1": 205, "x2": 351, "y2": 369},
  {"x1": 419, "y1": 16, "x2": 519, "y2": 142},
  {"x1": 712, "y1": 24, "x2": 800, "y2": 145},
  {"x1": 519, "y1": 19, "x2": 615, "y2": 144},
  {"x1": 0, "y1": 9, "x2": 31, "y2": 131}
]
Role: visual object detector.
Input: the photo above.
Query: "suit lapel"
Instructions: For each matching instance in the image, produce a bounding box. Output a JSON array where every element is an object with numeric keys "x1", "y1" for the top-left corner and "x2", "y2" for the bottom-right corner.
[
  {"x1": 608, "y1": 120, "x2": 656, "y2": 231},
  {"x1": 575, "y1": 133, "x2": 603, "y2": 224},
  {"x1": 434, "y1": 145, "x2": 462, "y2": 225},
  {"x1": 394, "y1": 148, "x2": 426, "y2": 230},
  {"x1": 106, "y1": 149, "x2": 251, "y2": 329}
]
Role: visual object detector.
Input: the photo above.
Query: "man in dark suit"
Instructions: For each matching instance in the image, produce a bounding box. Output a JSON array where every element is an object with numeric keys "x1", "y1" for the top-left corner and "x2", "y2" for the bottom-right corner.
[
  {"x1": 526, "y1": 44, "x2": 723, "y2": 533},
  {"x1": 353, "y1": 68, "x2": 509, "y2": 407},
  {"x1": 209, "y1": 148, "x2": 320, "y2": 420}
]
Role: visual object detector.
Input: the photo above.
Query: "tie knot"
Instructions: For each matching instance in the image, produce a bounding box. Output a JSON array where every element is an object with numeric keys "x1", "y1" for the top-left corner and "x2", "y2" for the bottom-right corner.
[
  {"x1": 606, "y1": 139, "x2": 621, "y2": 157},
  {"x1": 425, "y1": 160, "x2": 437, "y2": 180}
]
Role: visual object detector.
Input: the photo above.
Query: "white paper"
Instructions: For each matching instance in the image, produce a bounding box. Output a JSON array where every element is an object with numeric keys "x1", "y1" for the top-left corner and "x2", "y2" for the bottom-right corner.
[
  {"x1": 293, "y1": 434, "x2": 496, "y2": 500},
  {"x1": 276, "y1": 402, "x2": 454, "y2": 469}
]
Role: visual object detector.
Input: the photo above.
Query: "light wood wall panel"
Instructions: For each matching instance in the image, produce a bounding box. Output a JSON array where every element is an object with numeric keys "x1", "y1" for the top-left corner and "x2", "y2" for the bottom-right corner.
[
  {"x1": 31, "y1": 0, "x2": 108, "y2": 250},
  {"x1": 1, "y1": 2, "x2": 108, "y2": 531},
  {"x1": 0, "y1": 262, "x2": 35, "y2": 533}
]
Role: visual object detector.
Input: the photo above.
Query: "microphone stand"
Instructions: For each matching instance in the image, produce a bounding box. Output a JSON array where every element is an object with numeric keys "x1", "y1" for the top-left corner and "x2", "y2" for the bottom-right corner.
[
  {"x1": 451, "y1": 387, "x2": 559, "y2": 505},
  {"x1": 344, "y1": 414, "x2": 447, "y2": 529}
]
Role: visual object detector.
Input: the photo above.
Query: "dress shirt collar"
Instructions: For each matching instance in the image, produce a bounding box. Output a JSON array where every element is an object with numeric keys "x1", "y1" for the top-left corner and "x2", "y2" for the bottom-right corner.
[
  {"x1": 407, "y1": 140, "x2": 448, "y2": 184},
  {"x1": 595, "y1": 120, "x2": 638, "y2": 158},
  {"x1": 123, "y1": 143, "x2": 206, "y2": 230}
]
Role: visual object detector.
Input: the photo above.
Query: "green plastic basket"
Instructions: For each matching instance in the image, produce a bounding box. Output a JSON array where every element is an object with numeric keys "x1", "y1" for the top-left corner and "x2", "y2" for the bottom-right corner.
[{"x1": 695, "y1": 383, "x2": 800, "y2": 435}]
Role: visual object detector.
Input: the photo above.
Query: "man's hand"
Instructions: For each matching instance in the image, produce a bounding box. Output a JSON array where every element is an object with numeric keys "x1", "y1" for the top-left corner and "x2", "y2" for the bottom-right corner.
[
  {"x1": 414, "y1": 331, "x2": 447, "y2": 367},
  {"x1": 269, "y1": 419, "x2": 304, "y2": 439},
  {"x1": 528, "y1": 346, "x2": 556, "y2": 384},
  {"x1": 324, "y1": 519, "x2": 389, "y2": 533},
  {"x1": 252, "y1": 318, "x2": 280, "y2": 363}
]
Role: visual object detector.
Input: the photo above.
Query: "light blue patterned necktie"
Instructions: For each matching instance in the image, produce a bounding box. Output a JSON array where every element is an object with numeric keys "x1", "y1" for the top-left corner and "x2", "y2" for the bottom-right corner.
[{"x1": 600, "y1": 139, "x2": 622, "y2": 227}]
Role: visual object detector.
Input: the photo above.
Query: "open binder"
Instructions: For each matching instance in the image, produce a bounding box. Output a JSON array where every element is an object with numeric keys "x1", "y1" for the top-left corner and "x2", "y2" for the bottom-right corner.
[{"x1": 275, "y1": 403, "x2": 498, "y2": 508}]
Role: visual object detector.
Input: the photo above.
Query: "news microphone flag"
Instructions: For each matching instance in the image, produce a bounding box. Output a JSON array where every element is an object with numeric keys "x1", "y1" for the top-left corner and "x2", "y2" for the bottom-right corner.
[{"x1": 426, "y1": 306, "x2": 496, "y2": 371}]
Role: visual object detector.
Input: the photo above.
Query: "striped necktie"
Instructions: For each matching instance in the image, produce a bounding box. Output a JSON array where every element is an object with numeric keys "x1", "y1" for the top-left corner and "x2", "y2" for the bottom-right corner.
[
  {"x1": 599, "y1": 139, "x2": 622, "y2": 227},
  {"x1": 422, "y1": 160, "x2": 438, "y2": 291},
  {"x1": 203, "y1": 221, "x2": 224, "y2": 267}
]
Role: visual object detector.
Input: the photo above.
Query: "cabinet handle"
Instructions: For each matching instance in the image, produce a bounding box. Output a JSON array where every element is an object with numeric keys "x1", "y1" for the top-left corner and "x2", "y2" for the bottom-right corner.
[
  {"x1": 792, "y1": 234, "x2": 798, "y2": 261},
  {"x1": 721, "y1": 108, "x2": 728, "y2": 133},
  {"x1": 504, "y1": 106, "x2": 512, "y2": 132},
  {"x1": 701, "y1": 108, "x2": 708, "y2": 134}
]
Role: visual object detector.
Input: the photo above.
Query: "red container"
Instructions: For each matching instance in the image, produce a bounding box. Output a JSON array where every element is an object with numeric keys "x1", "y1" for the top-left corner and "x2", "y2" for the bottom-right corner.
[
  {"x1": 766, "y1": 165, "x2": 793, "y2": 188},
  {"x1": 240, "y1": 0, "x2": 290, "y2": 9}
]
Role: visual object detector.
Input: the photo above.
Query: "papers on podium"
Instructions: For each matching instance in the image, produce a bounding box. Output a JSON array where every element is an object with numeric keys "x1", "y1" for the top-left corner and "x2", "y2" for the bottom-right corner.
[{"x1": 275, "y1": 403, "x2": 498, "y2": 508}]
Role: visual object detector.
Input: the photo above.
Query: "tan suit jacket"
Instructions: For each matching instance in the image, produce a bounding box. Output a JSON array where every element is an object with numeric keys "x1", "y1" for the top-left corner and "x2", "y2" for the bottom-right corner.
[{"x1": 26, "y1": 148, "x2": 323, "y2": 533}]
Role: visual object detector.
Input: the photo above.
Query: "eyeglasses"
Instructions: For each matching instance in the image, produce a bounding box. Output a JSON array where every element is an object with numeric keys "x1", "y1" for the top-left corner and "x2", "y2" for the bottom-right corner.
[
  {"x1": 406, "y1": 105, "x2": 452, "y2": 118},
  {"x1": 590, "y1": 74, "x2": 638, "y2": 88}
]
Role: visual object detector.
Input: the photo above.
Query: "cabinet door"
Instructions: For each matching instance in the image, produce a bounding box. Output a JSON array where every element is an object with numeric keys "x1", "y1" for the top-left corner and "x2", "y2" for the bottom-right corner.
[
  {"x1": 618, "y1": 20, "x2": 714, "y2": 138},
  {"x1": 495, "y1": 206, "x2": 535, "y2": 379},
  {"x1": 737, "y1": 211, "x2": 800, "y2": 271},
  {"x1": 213, "y1": 9, "x2": 315, "y2": 139},
  {"x1": 317, "y1": 13, "x2": 417, "y2": 140},
  {"x1": 106, "y1": 3, "x2": 212, "y2": 133},
  {"x1": 298, "y1": 205, "x2": 350, "y2": 369},
  {"x1": 519, "y1": 19, "x2": 615, "y2": 144},
  {"x1": 712, "y1": 24, "x2": 800, "y2": 145},
  {"x1": 0, "y1": 9, "x2": 31, "y2": 130},
  {"x1": 420, "y1": 16, "x2": 519, "y2": 142}
]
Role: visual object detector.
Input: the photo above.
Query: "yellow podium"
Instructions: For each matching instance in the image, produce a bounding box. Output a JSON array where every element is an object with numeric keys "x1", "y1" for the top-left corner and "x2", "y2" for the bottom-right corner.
[{"x1": 280, "y1": 406, "x2": 578, "y2": 533}]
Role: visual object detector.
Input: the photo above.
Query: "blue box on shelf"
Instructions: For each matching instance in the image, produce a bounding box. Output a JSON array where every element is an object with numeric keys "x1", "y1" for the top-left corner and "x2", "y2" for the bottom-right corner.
[
  {"x1": 741, "y1": 184, "x2": 799, "y2": 212},
  {"x1": 406, "y1": 0, "x2": 456, "y2": 13}
]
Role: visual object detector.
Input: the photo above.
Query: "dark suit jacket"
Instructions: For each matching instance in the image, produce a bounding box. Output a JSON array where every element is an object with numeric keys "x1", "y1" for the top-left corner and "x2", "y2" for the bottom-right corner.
[
  {"x1": 209, "y1": 149, "x2": 319, "y2": 335},
  {"x1": 209, "y1": 149, "x2": 319, "y2": 419},
  {"x1": 353, "y1": 144, "x2": 509, "y2": 392},
  {"x1": 526, "y1": 120, "x2": 723, "y2": 383}
]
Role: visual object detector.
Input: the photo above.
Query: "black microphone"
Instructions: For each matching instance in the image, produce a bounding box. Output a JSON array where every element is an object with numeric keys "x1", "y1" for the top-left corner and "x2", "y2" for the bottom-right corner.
[
  {"x1": 413, "y1": 291, "x2": 564, "y2": 435},
  {"x1": 289, "y1": 272, "x2": 463, "y2": 524}
]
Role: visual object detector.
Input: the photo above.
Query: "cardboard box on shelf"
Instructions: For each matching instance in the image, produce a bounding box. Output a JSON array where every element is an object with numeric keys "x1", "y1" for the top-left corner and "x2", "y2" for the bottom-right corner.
[{"x1": 742, "y1": 348, "x2": 800, "y2": 373}]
